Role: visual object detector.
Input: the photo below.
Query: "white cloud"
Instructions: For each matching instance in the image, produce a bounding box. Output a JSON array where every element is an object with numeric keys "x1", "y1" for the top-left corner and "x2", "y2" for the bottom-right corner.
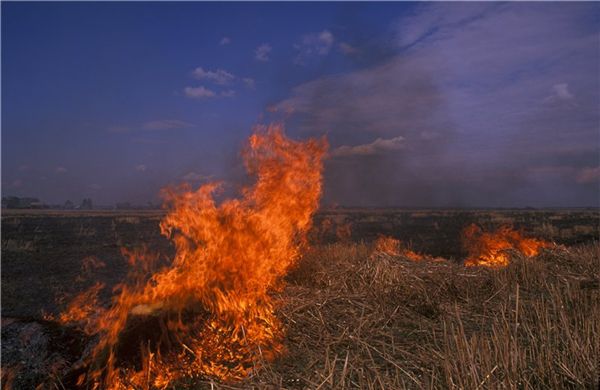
[
  {"x1": 544, "y1": 83, "x2": 575, "y2": 104},
  {"x1": 182, "y1": 172, "x2": 212, "y2": 182},
  {"x1": 317, "y1": 30, "x2": 334, "y2": 53},
  {"x1": 55, "y1": 166, "x2": 67, "y2": 174},
  {"x1": 189, "y1": 67, "x2": 254, "y2": 94},
  {"x1": 242, "y1": 77, "x2": 256, "y2": 89},
  {"x1": 553, "y1": 83, "x2": 574, "y2": 100},
  {"x1": 338, "y1": 42, "x2": 359, "y2": 55},
  {"x1": 135, "y1": 164, "x2": 147, "y2": 172},
  {"x1": 255, "y1": 43, "x2": 272, "y2": 62},
  {"x1": 331, "y1": 136, "x2": 406, "y2": 157},
  {"x1": 294, "y1": 30, "x2": 335, "y2": 64},
  {"x1": 192, "y1": 67, "x2": 235, "y2": 85},
  {"x1": 219, "y1": 37, "x2": 231, "y2": 45},
  {"x1": 184, "y1": 86, "x2": 216, "y2": 99},
  {"x1": 142, "y1": 119, "x2": 193, "y2": 130}
]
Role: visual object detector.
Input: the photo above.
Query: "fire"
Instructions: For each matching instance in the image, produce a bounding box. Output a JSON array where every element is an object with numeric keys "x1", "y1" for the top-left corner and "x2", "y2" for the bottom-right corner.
[
  {"x1": 59, "y1": 281, "x2": 104, "y2": 331},
  {"x1": 58, "y1": 257, "x2": 106, "y2": 332},
  {"x1": 60, "y1": 124, "x2": 327, "y2": 388},
  {"x1": 372, "y1": 235, "x2": 426, "y2": 261},
  {"x1": 462, "y1": 224, "x2": 551, "y2": 267}
]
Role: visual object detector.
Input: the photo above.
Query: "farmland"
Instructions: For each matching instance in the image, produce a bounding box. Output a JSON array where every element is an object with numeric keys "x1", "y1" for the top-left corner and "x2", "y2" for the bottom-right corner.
[{"x1": 1, "y1": 208, "x2": 599, "y2": 388}]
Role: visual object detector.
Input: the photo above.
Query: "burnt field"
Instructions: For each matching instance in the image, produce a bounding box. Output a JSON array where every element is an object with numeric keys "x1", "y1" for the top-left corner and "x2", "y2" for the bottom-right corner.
[
  {"x1": 1, "y1": 208, "x2": 597, "y2": 318},
  {"x1": 2, "y1": 208, "x2": 599, "y2": 388}
]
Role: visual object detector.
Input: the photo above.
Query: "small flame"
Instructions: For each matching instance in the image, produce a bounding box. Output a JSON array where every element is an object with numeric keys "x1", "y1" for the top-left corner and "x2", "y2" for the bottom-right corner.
[
  {"x1": 61, "y1": 124, "x2": 327, "y2": 387},
  {"x1": 462, "y1": 224, "x2": 551, "y2": 267},
  {"x1": 372, "y1": 236, "x2": 426, "y2": 261},
  {"x1": 58, "y1": 282, "x2": 104, "y2": 332}
]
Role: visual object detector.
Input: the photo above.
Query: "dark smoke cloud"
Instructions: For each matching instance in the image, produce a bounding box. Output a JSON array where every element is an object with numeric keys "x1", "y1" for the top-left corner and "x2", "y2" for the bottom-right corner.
[{"x1": 274, "y1": 2, "x2": 600, "y2": 207}]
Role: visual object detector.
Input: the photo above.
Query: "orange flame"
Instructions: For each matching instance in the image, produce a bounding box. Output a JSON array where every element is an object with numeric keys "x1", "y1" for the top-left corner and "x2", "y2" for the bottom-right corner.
[
  {"x1": 58, "y1": 281, "x2": 104, "y2": 331},
  {"x1": 372, "y1": 236, "x2": 426, "y2": 261},
  {"x1": 61, "y1": 124, "x2": 327, "y2": 387},
  {"x1": 462, "y1": 224, "x2": 551, "y2": 267},
  {"x1": 58, "y1": 257, "x2": 106, "y2": 331}
]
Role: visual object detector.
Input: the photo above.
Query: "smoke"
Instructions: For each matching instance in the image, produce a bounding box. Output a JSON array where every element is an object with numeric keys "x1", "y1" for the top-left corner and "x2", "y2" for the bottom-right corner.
[
  {"x1": 271, "y1": 2, "x2": 600, "y2": 207},
  {"x1": 271, "y1": 52, "x2": 461, "y2": 207}
]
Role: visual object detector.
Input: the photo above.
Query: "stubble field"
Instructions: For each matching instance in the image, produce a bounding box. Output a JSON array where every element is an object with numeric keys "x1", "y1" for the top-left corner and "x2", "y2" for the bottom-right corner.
[{"x1": 1, "y1": 209, "x2": 599, "y2": 389}]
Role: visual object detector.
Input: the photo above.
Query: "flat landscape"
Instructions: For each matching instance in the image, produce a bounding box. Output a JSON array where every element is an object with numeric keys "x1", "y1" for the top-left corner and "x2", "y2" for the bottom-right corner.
[
  {"x1": 4, "y1": 1, "x2": 600, "y2": 388},
  {"x1": 1, "y1": 209, "x2": 599, "y2": 388}
]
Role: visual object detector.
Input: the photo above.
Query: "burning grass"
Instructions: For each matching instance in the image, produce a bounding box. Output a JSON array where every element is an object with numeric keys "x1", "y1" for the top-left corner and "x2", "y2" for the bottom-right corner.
[
  {"x1": 1, "y1": 124, "x2": 597, "y2": 388},
  {"x1": 46, "y1": 241, "x2": 598, "y2": 389},
  {"x1": 462, "y1": 224, "x2": 553, "y2": 267},
  {"x1": 55, "y1": 124, "x2": 328, "y2": 388},
  {"x1": 3, "y1": 240, "x2": 599, "y2": 389},
  {"x1": 250, "y1": 241, "x2": 599, "y2": 389},
  {"x1": 372, "y1": 235, "x2": 444, "y2": 262}
]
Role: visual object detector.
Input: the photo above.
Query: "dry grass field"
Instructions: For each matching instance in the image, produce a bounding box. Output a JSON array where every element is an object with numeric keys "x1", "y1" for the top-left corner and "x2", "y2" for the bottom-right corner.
[
  {"x1": 1, "y1": 210, "x2": 599, "y2": 389},
  {"x1": 255, "y1": 242, "x2": 599, "y2": 389}
]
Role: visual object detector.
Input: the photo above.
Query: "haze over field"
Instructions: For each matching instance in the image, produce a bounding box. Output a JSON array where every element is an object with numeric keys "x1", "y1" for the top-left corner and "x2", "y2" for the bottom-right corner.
[{"x1": 2, "y1": 2, "x2": 599, "y2": 207}]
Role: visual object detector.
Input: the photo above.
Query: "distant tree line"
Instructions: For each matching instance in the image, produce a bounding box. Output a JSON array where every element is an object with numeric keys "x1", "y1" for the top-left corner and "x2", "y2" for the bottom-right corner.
[
  {"x1": 1, "y1": 196, "x2": 46, "y2": 209},
  {"x1": 2, "y1": 196, "x2": 161, "y2": 210},
  {"x1": 2, "y1": 196, "x2": 93, "y2": 210}
]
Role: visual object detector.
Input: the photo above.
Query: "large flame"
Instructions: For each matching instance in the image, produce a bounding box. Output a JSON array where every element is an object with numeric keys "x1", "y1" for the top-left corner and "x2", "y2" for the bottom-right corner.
[
  {"x1": 462, "y1": 224, "x2": 551, "y2": 267},
  {"x1": 61, "y1": 124, "x2": 327, "y2": 388}
]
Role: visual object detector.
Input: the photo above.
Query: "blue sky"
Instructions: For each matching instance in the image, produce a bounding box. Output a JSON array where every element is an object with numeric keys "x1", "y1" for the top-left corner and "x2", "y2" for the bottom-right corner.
[{"x1": 2, "y1": 2, "x2": 599, "y2": 207}]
